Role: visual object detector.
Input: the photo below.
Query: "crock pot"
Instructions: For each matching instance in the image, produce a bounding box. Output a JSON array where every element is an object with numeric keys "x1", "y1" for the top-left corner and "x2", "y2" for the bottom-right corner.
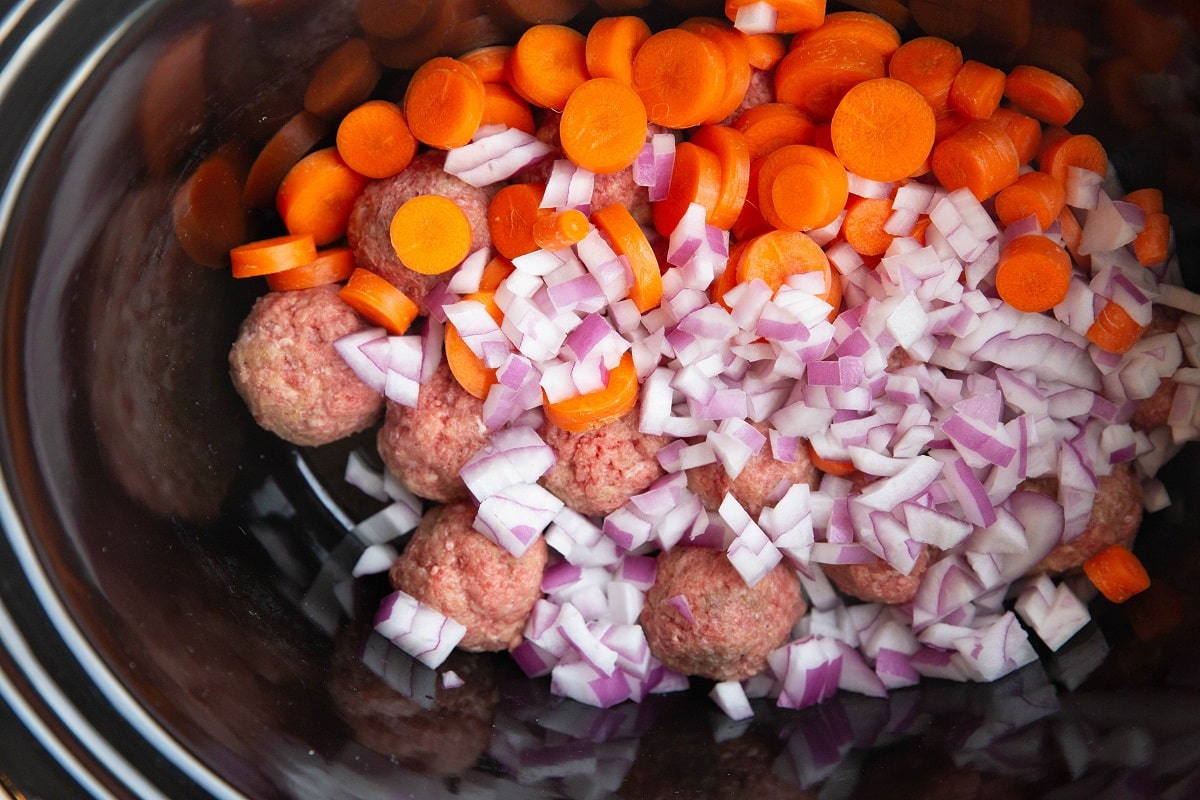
[{"x1": 3, "y1": 0, "x2": 1200, "y2": 798}]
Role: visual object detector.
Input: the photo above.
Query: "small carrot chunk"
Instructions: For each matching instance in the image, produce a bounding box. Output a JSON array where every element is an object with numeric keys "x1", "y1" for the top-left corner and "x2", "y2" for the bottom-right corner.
[
  {"x1": 1005, "y1": 64, "x2": 1085, "y2": 127},
  {"x1": 543, "y1": 351, "x2": 640, "y2": 433},
  {"x1": 266, "y1": 247, "x2": 356, "y2": 291},
  {"x1": 1084, "y1": 543, "x2": 1151, "y2": 603},
  {"x1": 230, "y1": 234, "x2": 318, "y2": 279},
  {"x1": 338, "y1": 267, "x2": 420, "y2": 335}
]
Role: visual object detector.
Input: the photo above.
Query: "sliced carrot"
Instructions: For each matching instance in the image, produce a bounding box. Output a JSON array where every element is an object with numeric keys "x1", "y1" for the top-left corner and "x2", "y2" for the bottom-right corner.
[
  {"x1": 1037, "y1": 132, "x2": 1108, "y2": 184},
  {"x1": 631, "y1": 28, "x2": 728, "y2": 129},
  {"x1": 1124, "y1": 187, "x2": 1164, "y2": 215},
  {"x1": 841, "y1": 196, "x2": 895, "y2": 257},
  {"x1": 481, "y1": 82, "x2": 537, "y2": 134},
  {"x1": 651, "y1": 141, "x2": 723, "y2": 236},
  {"x1": 724, "y1": 0, "x2": 826, "y2": 33},
  {"x1": 172, "y1": 143, "x2": 250, "y2": 269},
  {"x1": 533, "y1": 208, "x2": 591, "y2": 251},
  {"x1": 689, "y1": 124, "x2": 752, "y2": 230},
  {"x1": 740, "y1": 31, "x2": 786, "y2": 70},
  {"x1": 993, "y1": 170, "x2": 1066, "y2": 230},
  {"x1": 243, "y1": 110, "x2": 330, "y2": 209},
  {"x1": 731, "y1": 102, "x2": 815, "y2": 161},
  {"x1": 488, "y1": 182, "x2": 547, "y2": 259},
  {"x1": 446, "y1": 290, "x2": 503, "y2": 399},
  {"x1": 887, "y1": 35, "x2": 963, "y2": 113},
  {"x1": 995, "y1": 234, "x2": 1072, "y2": 313},
  {"x1": 948, "y1": 59, "x2": 1007, "y2": 120},
  {"x1": 404, "y1": 56, "x2": 486, "y2": 149},
  {"x1": 338, "y1": 267, "x2": 421, "y2": 335},
  {"x1": 543, "y1": 351, "x2": 640, "y2": 433},
  {"x1": 303, "y1": 38, "x2": 382, "y2": 121},
  {"x1": 559, "y1": 77, "x2": 648, "y2": 174},
  {"x1": 276, "y1": 147, "x2": 370, "y2": 246},
  {"x1": 794, "y1": 10, "x2": 902, "y2": 59},
  {"x1": 593, "y1": 202, "x2": 663, "y2": 313},
  {"x1": 930, "y1": 118, "x2": 1021, "y2": 201},
  {"x1": 508, "y1": 23, "x2": 590, "y2": 111},
  {"x1": 736, "y1": 230, "x2": 838, "y2": 311},
  {"x1": 1087, "y1": 297, "x2": 1147, "y2": 354},
  {"x1": 731, "y1": 158, "x2": 772, "y2": 241},
  {"x1": 459, "y1": 44, "x2": 513, "y2": 85},
  {"x1": 230, "y1": 233, "x2": 317, "y2": 279},
  {"x1": 805, "y1": 439, "x2": 858, "y2": 477},
  {"x1": 265, "y1": 247, "x2": 356, "y2": 291},
  {"x1": 1083, "y1": 543, "x2": 1151, "y2": 603},
  {"x1": 710, "y1": 241, "x2": 745, "y2": 309},
  {"x1": 389, "y1": 195, "x2": 473, "y2": 275},
  {"x1": 775, "y1": 36, "x2": 887, "y2": 122},
  {"x1": 830, "y1": 76, "x2": 937, "y2": 183},
  {"x1": 756, "y1": 143, "x2": 849, "y2": 232},
  {"x1": 336, "y1": 100, "x2": 418, "y2": 180},
  {"x1": 1133, "y1": 212, "x2": 1171, "y2": 267},
  {"x1": 585, "y1": 14, "x2": 651, "y2": 85},
  {"x1": 1004, "y1": 64, "x2": 1085, "y2": 127},
  {"x1": 479, "y1": 255, "x2": 516, "y2": 291},
  {"x1": 1057, "y1": 205, "x2": 1088, "y2": 269},
  {"x1": 989, "y1": 106, "x2": 1042, "y2": 165},
  {"x1": 679, "y1": 17, "x2": 754, "y2": 125}
]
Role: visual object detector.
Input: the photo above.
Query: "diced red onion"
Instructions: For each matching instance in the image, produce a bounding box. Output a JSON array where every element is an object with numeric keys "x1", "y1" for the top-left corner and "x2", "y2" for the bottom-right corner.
[
  {"x1": 374, "y1": 590, "x2": 467, "y2": 669},
  {"x1": 352, "y1": 542, "x2": 399, "y2": 577},
  {"x1": 1064, "y1": 165, "x2": 1103, "y2": 210},
  {"x1": 733, "y1": 0, "x2": 778, "y2": 33},
  {"x1": 1079, "y1": 191, "x2": 1141, "y2": 255},
  {"x1": 474, "y1": 483, "x2": 563, "y2": 557}
]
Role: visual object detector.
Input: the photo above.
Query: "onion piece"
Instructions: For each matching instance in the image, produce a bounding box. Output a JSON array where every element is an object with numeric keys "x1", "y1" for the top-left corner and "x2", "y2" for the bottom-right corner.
[
  {"x1": 733, "y1": 0, "x2": 778, "y2": 33},
  {"x1": 374, "y1": 590, "x2": 467, "y2": 669}
]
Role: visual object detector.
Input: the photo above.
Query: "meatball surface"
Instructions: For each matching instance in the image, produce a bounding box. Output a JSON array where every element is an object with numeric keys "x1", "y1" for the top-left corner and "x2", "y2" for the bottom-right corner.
[
  {"x1": 1029, "y1": 464, "x2": 1143, "y2": 575},
  {"x1": 228, "y1": 284, "x2": 383, "y2": 447},
  {"x1": 538, "y1": 409, "x2": 669, "y2": 517},
  {"x1": 641, "y1": 546, "x2": 805, "y2": 682},
  {"x1": 824, "y1": 545, "x2": 933, "y2": 605},
  {"x1": 687, "y1": 422, "x2": 821, "y2": 516},
  {"x1": 389, "y1": 501, "x2": 548, "y2": 652},
  {"x1": 376, "y1": 359, "x2": 489, "y2": 503}
]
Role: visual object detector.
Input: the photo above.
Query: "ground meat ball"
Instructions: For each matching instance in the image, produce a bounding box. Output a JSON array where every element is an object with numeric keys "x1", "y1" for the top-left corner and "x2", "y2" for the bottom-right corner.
[
  {"x1": 824, "y1": 545, "x2": 934, "y2": 605},
  {"x1": 726, "y1": 68, "x2": 776, "y2": 121},
  {"x1": 228, "y1": 284, "x2": 383, "y2": 447},
  {"x1": 641, "y1": 546, "x2": 805, "y2": 682},
  {"x1": 687, "y1": 422, "x2": 821, "y2": 516},
  {"x1": 538, "y1": 409, "x2": 669, "y2": 516},
  {"x1": 376, "y1": 359, "x2": 488, "y2": 502},
  {"x1": 1027, "y1": 463, "x2": 1143, "y2": 575},
  {"x1": 389, "y1": 501, "x2": 548, "y2": 651},
  {"x1": 1131, "y1": 376, "x2": 1177, "y2": 431},
  {"x1": 346, "y1": 151, "x2": 496, "y2": 310}
]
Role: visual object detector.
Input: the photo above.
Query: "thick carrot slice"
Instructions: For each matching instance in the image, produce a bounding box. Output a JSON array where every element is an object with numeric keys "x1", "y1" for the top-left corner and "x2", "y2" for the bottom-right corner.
[
  {"x1": 1133, "y1": 212, "x2": 1171, "y2": 266},
  {"x1": 736, "y1": 230, "x2": 838, "y2": 311},
  {"x1": 756, "y1": 143, "x2": 848, "y2": 232},
  {"x1": 243, "y1": 111, "x2": 330, "y2": 210},
  {"x1": 338, "y1": 267, "x2": 421, "y2": 335},
  {"x1": 1083, "y1": 543, "x2": 1151, "y2": 603},
  {"x1": 1087, "y1": 298, "x2": 1147, "y2": 354},
  {"x1": 731, "y1": 102, "x2": 815, "y2": 161},
  {"x1": 679, "y1": 17, "x2": 754, "y2": 125},
  {"x1": 1037, "y1": 132, "x2": 1108, "y2": 184},
  {"x1": 930, "y1": 118, "x2": 1021, "y2": 201},
  {"x1": 533, "y1": 208, "x2": 591, "y2": 251},
  {"x1": 593, "y1": 202, "x2": 663, "y2": 313},
  {"x1": 230, "y1": 233, "x2": 318, "y2": 278},
  {"x1": 404, "y1": 56, "x2": 486, "y2": 149},
  {"x1": 993, "y1": 170, "x2": 1066, "y2": 230},
  {"x1": 830, "y1": 76, "x2": 936, "y2": 183},
  {"x1": 948, "y1": 59, "x2": 1007, "y2": 120},
  {"x1": 841, "y1": 195, "x2": 895, "y2": 256},
  {"x1": 995, "y1": 234, "x2": 1072, "y2": 312},
  {"x1": 585, "y1": 14, "x2": 651, "y2": 85},
  {"x1": 446, "y1": 290, "x2": 503, "y2": 399},
  {"x1": 459, "y1": 44, "x2": 513, "y2": 84},
  {"x1": 806, "y1": 439, "x2": 858, "y2": 477},
  {"x1": 559, "y1": 77, "x2": 649, "y2": 174},
  {"x1": 989, "y1": 106, "x2": 1042, "y2": 165},
  {"x1": 276, "y1": 147, "x2": 370, "y2": 246},
  {"x1": 172, "y1": 143, "x2": 250, "y2": 269},
  {"x1": 775, "y1": 36, "x2": 887, "y2": 122},
  {"x1": 508, "y1": 23, "x2": 590, "y2": 111},
  {"x1": 1004, "y1": 64, "x2": 1085, "y2": 127},
  {"x1": 266, "y1": 247, "x2": 356, "y2": 291},
  {"x1": 631, "y1": 28, "x2": 728, "y2": 129},
  {"x1": 651, "y1": 141, "x2": 724, "y2": 236},
  {"x1": 543, "y1": 351, "x2": 640, "y2": 433},
  {"x1": 336, "y1": 100, "x2": 418, "y2": 180},
  {"x1": 481, "y1": 82, "x2": 537, "y2": 134},
  {"x1": 479, "y1": 255, "x2": 516, "y2": 291},
  {"x1": 488, "y1": 182, "x2": 547, "y2": 259},
  {"x1": 1123, "y1": 187, "x2": 1164, "y2": 215},
  {"x1": 887, "y1": 35, "x2": 963, "y2": 113},
  {"x1": 741, "y1": 31, "x2": 786, "y2": 70},
  {"x1": 724, "y1": 0, "x2": 826, "y2": 33},
  {"x1": 689, "y1": 124, "x2": 752, "y2": 230},
  {"x1": 794, "y1": 10, "x2": 902, "y2": 59},
  {"x1": 390, "y1": 194, "x2": 474, "y2": 275},
  {"x1": 303, "y1": 38, "x2": 382, "y2": 121}
]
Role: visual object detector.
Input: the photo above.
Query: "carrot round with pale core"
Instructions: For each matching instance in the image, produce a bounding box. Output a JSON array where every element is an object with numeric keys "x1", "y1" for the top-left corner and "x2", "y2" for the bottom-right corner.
[
  {"x1": 631, "y1": 27, "x2": 728, "y2": 129},
  {"x1": 994, "y1": 233, "x2": 1072, "y2": 313},
  {"x1": 756, "y1": 143, "x2": 848, "y2": 231},
  {"x1": 403, "y1": 56, "x2": 486, "y2": 149},
  {"x1": 543, "y1": 351, "x2": 640, "y2": 433},
  {"x1": 389, "y1": 194, "x2": 473, "y2": 275},
  {"x1": 559, "y1": 77, "x2": 648, "y2": 174},
  {"x1": 840, "y1": 195, "x2": 896, "y2": 256},
  {"x1": 336, "y1": 100, "x2": 418, "y2": 180},
  {"x1": 830, "y1": 77, "x2": 936, "y2": 183},
  {"x1": 276, "y1": 147, "x2": 370, "y2": 246},
  {"x1": 338, "y1": 267, "x2": 421, "y2": 335}
]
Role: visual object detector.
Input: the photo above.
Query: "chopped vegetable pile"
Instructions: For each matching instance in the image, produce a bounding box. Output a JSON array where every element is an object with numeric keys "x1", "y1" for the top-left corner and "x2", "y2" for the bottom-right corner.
[{"x1": 186, "y1": 0, "x2": 1200, "y2": 721}]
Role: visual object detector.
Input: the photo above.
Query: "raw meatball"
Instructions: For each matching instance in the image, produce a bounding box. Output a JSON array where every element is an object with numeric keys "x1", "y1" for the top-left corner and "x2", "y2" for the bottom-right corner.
[
  {"x1": 1027, "y1": 463, "x2": 1143, "y2": 574},
  {"x1": 726, "y1": 68, "x2": 776, "y2": 122},
  {"x1": 538, "y1": 409, "x2": 669, "y2": 517},
  {"x1": 376, "y1": 359, "x2": 489, "y2": 503},
  {"x1": 388, "y1": 501, "x2": 548, "y2": 651},
  {"x1": 824, "y1": 545, "x2": 934, "y2": 605},
  {"x1": 1131, "y1": 305, "x2": 1182, "y2": 430},
  {"x1": 346, "y1": 150, "x2": 496, "y2": 310},
  {"x1": 640, "y1": 546, "x2": 805, "y2": 682},
  {"x1": 687, "y1": 422, "x2": 821, "y2": 516},
  {"x1": 228, "y1": 284, "x2": 383, "y2": 447}
]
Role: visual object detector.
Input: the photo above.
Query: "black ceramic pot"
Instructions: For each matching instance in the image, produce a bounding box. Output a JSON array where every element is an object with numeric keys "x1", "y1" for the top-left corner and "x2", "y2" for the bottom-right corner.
[{"x1": 2, "y1": 0, "x2": 1200, "y2": 797}]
